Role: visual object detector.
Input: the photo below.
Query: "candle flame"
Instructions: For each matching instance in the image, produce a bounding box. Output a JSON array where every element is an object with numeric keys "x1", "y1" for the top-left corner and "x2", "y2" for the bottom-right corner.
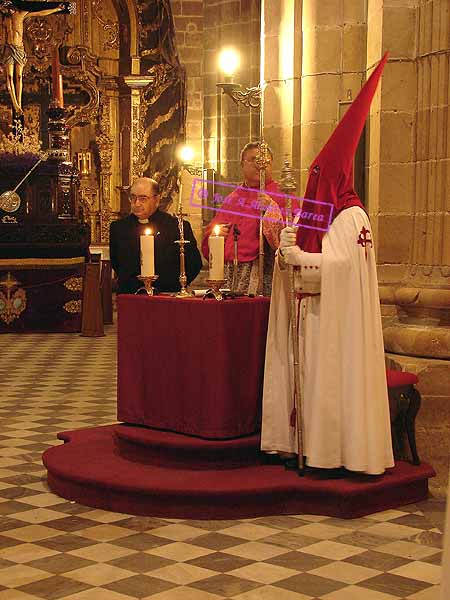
[
  {"x1": 214, "y1": 225, "x2": 220, "y2": 236},
  {"x1": 145, "y1": 228, "x2": 152, "y2": 235}
]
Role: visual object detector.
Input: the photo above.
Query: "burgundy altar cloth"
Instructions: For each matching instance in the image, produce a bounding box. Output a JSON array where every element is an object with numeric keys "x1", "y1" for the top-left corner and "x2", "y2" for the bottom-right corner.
[{"x1": 117, "y1": 295, "x2": 270, "y2": 439}]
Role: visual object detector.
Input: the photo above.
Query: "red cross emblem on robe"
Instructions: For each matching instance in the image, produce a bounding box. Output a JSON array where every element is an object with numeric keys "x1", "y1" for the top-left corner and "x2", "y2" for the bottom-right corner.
[{"x1": 357, "y1": 226, "x2": 373, "y2": 258}]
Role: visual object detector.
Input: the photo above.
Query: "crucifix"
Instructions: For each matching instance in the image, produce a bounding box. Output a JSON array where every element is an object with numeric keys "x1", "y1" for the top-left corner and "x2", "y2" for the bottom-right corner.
[{"x1": 0, "y1": 0, "x2": 75, "y2": 116}]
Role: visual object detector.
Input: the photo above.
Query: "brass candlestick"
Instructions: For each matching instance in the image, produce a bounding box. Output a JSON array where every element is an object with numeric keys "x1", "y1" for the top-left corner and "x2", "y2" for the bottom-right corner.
[
  {"x1": 174, "y1": 209, "x2": 194, "y2": 298},
  {"x1": 136, "y1": 275, "x2": 159, "y2": 296},
  {"x1": 204, "y1": 279, "x2": 227, "y2": 301},
  {"x1": 174, "y1": 174, "x2": 194, "y2": 299},
  {"x1": 174, "y1": 156, "x2": 203, "y2": 298},
  {"x1": 255, "y1": 141, "x2": 271, "y2": 296}
]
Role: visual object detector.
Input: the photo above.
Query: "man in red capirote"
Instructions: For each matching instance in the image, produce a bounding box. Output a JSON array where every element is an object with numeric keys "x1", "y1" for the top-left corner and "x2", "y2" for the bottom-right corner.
[
  {"x1": 202, "y1": 142, "x2": 284, "y2": 296},
  {"x1": 261, "y1": 54, "x2": 394, "y2": 476}
]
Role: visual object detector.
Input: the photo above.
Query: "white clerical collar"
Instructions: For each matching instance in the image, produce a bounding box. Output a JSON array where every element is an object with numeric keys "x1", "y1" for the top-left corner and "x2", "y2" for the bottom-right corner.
[{"x1": 138, "y1": 218, "x2": 149, "y2": 224}]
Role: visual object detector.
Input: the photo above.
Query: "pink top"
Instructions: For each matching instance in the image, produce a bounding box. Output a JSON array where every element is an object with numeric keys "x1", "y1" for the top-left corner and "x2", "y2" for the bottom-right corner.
[{"x1": 202, "y1": 180, "x2": 283, "y2": 262}]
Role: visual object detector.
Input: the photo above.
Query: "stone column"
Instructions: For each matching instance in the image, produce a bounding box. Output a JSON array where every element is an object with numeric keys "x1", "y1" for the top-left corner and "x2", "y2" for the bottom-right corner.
[
  {"x1": 172, "y1": 0, "x2": 204, "y2": 243},
  {"x1": 262, "y1": 0, "x2": 302, "y2": 182},
  {"x1": 202, "y1": 0, "x2": 260, "y2": 184},
  {"x1": 301, "y1": 0, "x2": 367, "y2": 192},
  {"x1": 368, "y1": 0, "x2": 450, "y2": 492}
]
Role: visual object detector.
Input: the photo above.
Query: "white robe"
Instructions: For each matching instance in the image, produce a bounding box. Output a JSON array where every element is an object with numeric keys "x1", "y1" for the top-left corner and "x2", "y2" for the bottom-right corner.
[{"x1": 261, "y1": 206, "x2": 394, "y2": 475}]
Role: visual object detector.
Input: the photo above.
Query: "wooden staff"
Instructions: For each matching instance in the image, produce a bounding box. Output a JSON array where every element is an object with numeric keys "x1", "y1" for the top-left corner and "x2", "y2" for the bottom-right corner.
[
  {"x1": 280, "y1": 159, "x2": 304, "y2": 473},
  {"x1": 255, "y1": 141, "x2": 270, "y2": 296},
  {"x1": 232, "y1": 224, "x2": 240, "y2": 293}
]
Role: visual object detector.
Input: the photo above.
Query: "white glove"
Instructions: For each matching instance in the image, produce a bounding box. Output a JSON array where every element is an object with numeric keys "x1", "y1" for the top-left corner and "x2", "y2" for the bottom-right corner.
[
  {"x1": 281, "y1": 245, "x2": 303, "y2": 265},
  {"x1": 279, "y1": 226, "x2": 297, "y2": 249},
  {"x1": 279, "y1": 227, "x2": 303, "y2": 265}
]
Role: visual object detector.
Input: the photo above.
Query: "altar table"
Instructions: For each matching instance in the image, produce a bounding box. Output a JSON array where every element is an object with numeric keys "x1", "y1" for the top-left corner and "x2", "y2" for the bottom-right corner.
[{"x1": 117, "y1": 295, "x2": 270, "y2": 439}]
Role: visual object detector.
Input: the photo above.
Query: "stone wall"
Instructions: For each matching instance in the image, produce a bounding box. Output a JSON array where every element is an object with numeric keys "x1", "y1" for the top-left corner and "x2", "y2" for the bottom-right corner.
[{"x1": 367, "y1": 0, "x2": 450, "y2": 494}]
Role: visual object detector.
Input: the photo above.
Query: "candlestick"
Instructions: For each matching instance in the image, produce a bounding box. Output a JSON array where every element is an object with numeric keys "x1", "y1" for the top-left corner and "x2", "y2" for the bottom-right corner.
[
  {"x1": 209, "y1": 224, "x2": 225, "y2": 280},
  {"x1": 204, "y1": 279, "x2": 227, "y2": 301},
  {"x1": 174, "y1": 182, "x2": 194, "y2": 298},
  {"x1": 136, "y1": 275, "x2": 159, "y2": 296},
  {"x1": 140, "y1": 228, "x2": 155, "y2": 276},
  {"x1": 52, "y1": 48, "x2": 64, "y2": 108}
]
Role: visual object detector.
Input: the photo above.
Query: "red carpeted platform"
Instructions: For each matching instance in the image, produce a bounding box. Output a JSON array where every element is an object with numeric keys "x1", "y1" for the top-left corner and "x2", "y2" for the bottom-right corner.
[{"x1": 43, "y1": 424, "x2": 435, "y2": 519}]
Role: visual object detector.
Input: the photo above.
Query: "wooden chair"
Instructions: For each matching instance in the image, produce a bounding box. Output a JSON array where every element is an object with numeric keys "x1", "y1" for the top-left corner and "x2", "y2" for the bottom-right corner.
[{"x1": 386, "y1": 369, "x2": 421, "y2": 465}]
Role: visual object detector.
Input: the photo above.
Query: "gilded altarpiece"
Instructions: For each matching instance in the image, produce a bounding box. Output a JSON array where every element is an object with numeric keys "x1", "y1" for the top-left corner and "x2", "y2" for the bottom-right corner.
[{"x1": 0, "y1": 0, "x2": 186, "y2": 241}]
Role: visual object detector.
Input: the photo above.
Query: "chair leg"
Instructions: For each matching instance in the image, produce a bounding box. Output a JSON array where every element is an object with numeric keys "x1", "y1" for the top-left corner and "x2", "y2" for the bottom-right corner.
[
  {"x1": 389, "y1": 390, "x2": 406, "y2": 461},
  {"x1": 404, "y1": 386, "x2": 421, "y2": 465}
]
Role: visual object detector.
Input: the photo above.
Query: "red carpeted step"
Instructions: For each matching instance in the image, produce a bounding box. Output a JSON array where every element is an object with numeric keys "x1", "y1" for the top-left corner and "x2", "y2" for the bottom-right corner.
[
  {"x1": 43, "y1": 424, "x2": 436, "y2": 520},
  {"x1": 113, "y1": 424, "x2": 263, "y2": 469}
]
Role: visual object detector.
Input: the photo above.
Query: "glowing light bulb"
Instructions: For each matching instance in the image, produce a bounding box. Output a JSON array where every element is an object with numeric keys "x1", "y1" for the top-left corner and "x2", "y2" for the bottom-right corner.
[
  {"x1": 178, "y1": 145, "x2": 194, "y2": 164},
  {"x1": 218, "y1": 48, "x2": 240, "y2": 78}
]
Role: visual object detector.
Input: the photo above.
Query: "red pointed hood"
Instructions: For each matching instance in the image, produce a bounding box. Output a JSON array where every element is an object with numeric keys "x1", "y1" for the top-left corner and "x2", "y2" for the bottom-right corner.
[{"x1": 297, "y1": 53, "x2": 388, "y2": 253}]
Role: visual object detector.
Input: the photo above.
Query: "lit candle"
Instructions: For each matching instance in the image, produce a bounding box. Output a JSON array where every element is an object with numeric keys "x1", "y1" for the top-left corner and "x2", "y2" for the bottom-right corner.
[
  {"x1": 52, "y1": 48, "x2": 64, "y2": 108},
  {"x1": 140, "y1": 228, "x2": 155, "y2": 276},
  {"x1": 77, "y1": 151, "x2": 91, "y2": 176},
  {"x1": 209, "y1": 224, "x2": 224, "y2": 280}
]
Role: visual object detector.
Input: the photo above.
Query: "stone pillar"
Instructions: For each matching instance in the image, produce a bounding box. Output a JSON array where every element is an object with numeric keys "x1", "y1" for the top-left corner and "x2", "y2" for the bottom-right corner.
[
  {"x1": 368, "y1": 0, "x2": 450, "y2": 493},
  {"x1": 170, "y1": 1, "x2": 204, "y2": 243},
  {"x1": 202, "y1": 0, "x2": 260, "y2": 184},
  {"x1": 262, "y1": 0, "x2": 302, "y2": 182},
  {"x1": 301, "y1": 0, "x2": 367, "y2": 192}
]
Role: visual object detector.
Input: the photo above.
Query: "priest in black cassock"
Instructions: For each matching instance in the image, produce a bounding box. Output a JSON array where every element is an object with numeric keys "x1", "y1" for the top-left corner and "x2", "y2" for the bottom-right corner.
[{"x1": 109, "y1": 177, "x2": 202, "y2": 294}]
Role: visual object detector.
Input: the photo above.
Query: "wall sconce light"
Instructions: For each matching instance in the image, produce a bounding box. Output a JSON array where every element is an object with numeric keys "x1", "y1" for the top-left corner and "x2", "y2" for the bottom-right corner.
[
  {"x1": 216, "y1": 47, "x2": 262, "y2": 109},
  {"x1": 176, "y1": 145, "x2": 203, "y2": 176}
]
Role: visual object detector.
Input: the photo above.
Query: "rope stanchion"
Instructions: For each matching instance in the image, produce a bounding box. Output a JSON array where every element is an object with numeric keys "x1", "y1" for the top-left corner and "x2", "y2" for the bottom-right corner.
[
  {"x1": 81, "y1": 261, "x2": 104, "y2": 337},
  {"x1": 100, "y1": 259, "x2": 113, "y2": 325}
]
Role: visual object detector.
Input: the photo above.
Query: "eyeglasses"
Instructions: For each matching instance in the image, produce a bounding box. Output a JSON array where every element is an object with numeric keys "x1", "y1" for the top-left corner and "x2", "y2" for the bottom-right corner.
[
  {"x1": 242, "y1": 156, "x2": 272, "y2": 164},
  {"x1": 129, "y1": 194, "x2": 156, "y2": 204}
]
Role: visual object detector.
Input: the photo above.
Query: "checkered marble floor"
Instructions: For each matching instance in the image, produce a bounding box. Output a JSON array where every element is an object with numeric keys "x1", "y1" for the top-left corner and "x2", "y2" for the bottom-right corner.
[{"x1": 0, "y1": 324, "x2": 446, "y2": 599}]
